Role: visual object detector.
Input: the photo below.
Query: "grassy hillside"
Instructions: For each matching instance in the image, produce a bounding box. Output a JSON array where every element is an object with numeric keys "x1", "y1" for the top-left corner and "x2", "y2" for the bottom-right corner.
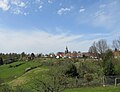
[
  {"x1": 9, "y1": 66, "x2": 49, "y2": 86},
  {"x1": 0, "y1": 58, "x2": 120, "y2": 92},
  {"x1": 0, "y1": 61, "x2": 40, "y2": 83}
]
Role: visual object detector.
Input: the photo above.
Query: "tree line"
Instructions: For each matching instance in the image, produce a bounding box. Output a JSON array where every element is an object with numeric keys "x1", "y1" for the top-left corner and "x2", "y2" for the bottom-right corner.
[{"x1": 88, "y1": 37, "x2": 120, "y2": 60}]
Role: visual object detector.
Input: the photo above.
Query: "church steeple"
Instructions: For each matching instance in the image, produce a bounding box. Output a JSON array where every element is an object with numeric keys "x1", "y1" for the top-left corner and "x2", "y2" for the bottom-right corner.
[
  {"x1": 115, "y1": 48, "x2": 118, "y2": 52},
  {"x1": 65, "y1": 46, "x2": 69, "y2": 54}
]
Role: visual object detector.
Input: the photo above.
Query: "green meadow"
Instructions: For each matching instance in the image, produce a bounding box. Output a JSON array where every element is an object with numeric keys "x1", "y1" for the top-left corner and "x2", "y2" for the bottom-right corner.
[{"x1": 0, "y1": 58, "x2": 120, "y2": 92}]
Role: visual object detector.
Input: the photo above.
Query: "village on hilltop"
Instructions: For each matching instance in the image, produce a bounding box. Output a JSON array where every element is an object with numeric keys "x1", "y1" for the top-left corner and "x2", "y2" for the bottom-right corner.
[{"x1": 40, "y1": 46, "x2": 120, "y2": 59}]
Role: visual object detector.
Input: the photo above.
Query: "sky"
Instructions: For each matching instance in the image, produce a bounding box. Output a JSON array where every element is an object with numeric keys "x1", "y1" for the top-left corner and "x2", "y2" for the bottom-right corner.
[{"x1": 0, "y1": 0, "x2": 120, "y2": 54}]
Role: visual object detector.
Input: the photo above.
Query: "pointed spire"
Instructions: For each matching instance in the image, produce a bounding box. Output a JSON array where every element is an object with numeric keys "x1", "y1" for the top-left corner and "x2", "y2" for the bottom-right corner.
[
  {"x1": 65, "y1": 46, "x2": 69, "y2": 54},
  {"x1": 115, "y1": 48, "x2": 118, "y2": 52}
]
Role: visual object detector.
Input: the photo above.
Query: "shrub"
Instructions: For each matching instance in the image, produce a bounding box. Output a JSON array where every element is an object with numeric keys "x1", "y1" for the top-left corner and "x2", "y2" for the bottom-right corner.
[
  {"x1": 0, "y1": 84, "x2": 13, "y2": 92},
  {"x1": 84, "y1": 73, "x2": 93, "y2": 85},
  {"x1": 0, "y1": 57, "x2": 3, "y2": 65},
  {"x1": 65, "y1": 63, "x2": 79, "y2": 77}
]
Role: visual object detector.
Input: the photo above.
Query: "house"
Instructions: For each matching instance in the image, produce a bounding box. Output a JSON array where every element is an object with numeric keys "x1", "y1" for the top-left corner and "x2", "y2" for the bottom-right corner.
[
  {"x1": 89, "y1": 53, "x2": 98, "y2": 59},
  {"x1": 65, "y1": 52, "x2": 72, "y2": 58},
  {"x1": 56, "y1": 52, "x2": 65, "y2": 58},
  {"x1": 82, "y1": 52, "x2": 90, "y2": 57},
  {"x1": 56, "y1": 46, "x2": 98, "y2": 59},
  {"x1": 113, "y1": 49, "x2": 120, "y2": 58},
  {"x1": 49, "y1": 53, "x2": 56, "y2": 58},
  {"x1": 82, "y1": 52, "x2": 98, "y2": 59}
]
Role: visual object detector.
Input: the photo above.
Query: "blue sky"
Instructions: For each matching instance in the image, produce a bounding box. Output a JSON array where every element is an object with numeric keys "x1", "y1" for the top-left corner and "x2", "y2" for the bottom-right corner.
[{"x1": 0, "y1": 0, "x2": 120, "y2": 53}]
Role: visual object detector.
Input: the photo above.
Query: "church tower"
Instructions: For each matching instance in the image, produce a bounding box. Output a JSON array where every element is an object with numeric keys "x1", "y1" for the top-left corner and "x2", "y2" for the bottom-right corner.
[{"x1": 65, "y1": 46, "x2": 69, "y2": 54}]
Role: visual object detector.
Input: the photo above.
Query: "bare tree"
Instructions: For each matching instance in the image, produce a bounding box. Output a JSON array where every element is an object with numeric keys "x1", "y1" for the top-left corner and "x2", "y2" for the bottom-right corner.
[
  {"x1": 88, "y1": 42, "x2": 97, "y2": 54},
  {"x1": 96, "y1": 39, "x2": 108, "y2": 54},
  {"x1": 89, "y1": 39, "x2": 109, "y2": 59},
  {"x1": 113, "y1": 37, "x2": 120, "y2": 50}
]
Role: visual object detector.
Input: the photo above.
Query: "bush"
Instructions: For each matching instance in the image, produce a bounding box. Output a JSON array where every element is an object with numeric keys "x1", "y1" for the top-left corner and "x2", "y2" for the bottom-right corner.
[
  {"x1": 0, "y1": 57, "x2": 3, "y2": 65},
  {"x1": 65, "y1": 63, "x2": 79, "y2": 77},
  {"x1": 15, "y1": 86, "x2": 32, "y2": 92},
  {"x1": 0, "y1": 84, "x2": 32, "y2": 92},
  {"x1": 0, "y1": 78, "x2": 4, "y2": 84},
  {"x1": 8, "y1": 63, "x2": 25, "y2": 68},
  {"x1": 0, "y1": 84, "x2": 13, "y2": 92},
  {"x1": 103, "y1": 50, "x2": 116, "y2": 76},
  {"x1": 25, "y1": 66, "x2": 38, "y2": 72},
  {"x1": 84, "y1": 73, "x2": 93, "y2": 85}
]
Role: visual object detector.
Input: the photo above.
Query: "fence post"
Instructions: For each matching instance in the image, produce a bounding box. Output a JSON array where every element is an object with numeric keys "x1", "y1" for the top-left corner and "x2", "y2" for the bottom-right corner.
[
  {"x1": 103, "y1": 76, "x2": 105, "y2": 87},
  {"x1": 115, "y1": 78, "x2": 117, "y2": 87}
]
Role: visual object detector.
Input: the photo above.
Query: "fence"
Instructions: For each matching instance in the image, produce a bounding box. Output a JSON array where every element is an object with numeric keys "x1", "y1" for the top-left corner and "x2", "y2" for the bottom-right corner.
[{"x1": 103, "y1": 76, "x2": 120, "y2": 86}]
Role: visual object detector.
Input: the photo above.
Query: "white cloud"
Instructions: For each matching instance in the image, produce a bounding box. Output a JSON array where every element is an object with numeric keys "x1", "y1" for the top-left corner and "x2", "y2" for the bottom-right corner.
[
  {"x1": 0, "y1": 28, "x2": 119, "y2": 53},
  {"x1": 39, "y1": 5, "x2": 43, "y2": 9},
  {"x1": 35, "y1": 0, "x2": 44, "y2": 4},
  {"x1": 79, "y1": 8, "x2": 85, "y2": 13},
  {"x1": 92, "y1": 10, "x2": 114, "y2": 28},
  {"x1": 11, "y1": 0, "x2": 26, "y2": 8},
  {"x1": 12, "y1": 8, "x2": 29, "y2": 15},
  {"x1": 18, "y1": 2, "x2": 26, "y2": 7},
  {"x1": 78, "y1": 0, "x2": 120, "y2": 29},
  {"x1": 10, "y1": 0, "x2": 27, "y2": 15},
  {"x1": 0, "y1": 0, "x2": 10, "y2": 11},
  {"x1": 13, "y1": 9, "x2": 22, "y2": 14},
  {"x1": 57, "y1": 7, "x2": 71, "y2": 15},
  {"x1": 48, "y1": 0, "x2": 53, "y2": 4},
  {"x1": 0, "y1": 29, "x2": 83, "y2": 53},
  {"x1": 0, "y1": 0, "x2": 28, "y2": 15},
  {"x1": 99, "y1": 4, "x2": 106, "y2": 8},
  {"x1": 23, "y1": 12, "x2": 29, "y2": 16},
  {"x1": 0, "y1": 0, "x2": 27, "y2": 10}
]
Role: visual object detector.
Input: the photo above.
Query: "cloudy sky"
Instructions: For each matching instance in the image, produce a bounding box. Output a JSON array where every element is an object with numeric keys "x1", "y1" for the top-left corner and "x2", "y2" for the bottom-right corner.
[{"x1": 0, "y1": 0, "x2": 120, "y2": 54}]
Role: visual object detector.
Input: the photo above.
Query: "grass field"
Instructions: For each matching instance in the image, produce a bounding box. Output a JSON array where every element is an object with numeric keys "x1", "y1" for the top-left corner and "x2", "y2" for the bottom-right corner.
[
  {"x1": 63, "y1": 86, "x2": 120, "y2": 92},
  {"x1": 9, "y1": 66, "x2": 49, "y2": 86},
  {"x1": 0, "y1": 61, "x2": 40, "y2": 83}
]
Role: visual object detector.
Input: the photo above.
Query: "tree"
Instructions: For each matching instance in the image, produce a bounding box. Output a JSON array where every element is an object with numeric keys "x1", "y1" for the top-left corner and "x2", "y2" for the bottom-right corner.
[
  {"x1": 28, "y1": 53, "x2": 35, "y2": 60},
  {"x1": 65, "y1": 63, "x2": 79, "y2": 77},
  {"x1": 89, "y1": 42, "x2": 99, "y2": 58},
  {"x1": 113, "y1": 37, "x2": 120, "y2": 50},
  {"x1": 77, "y1": 62, "x2": 88, "y2": 78},
  {"x1": 21, "y1": 52, "x2": 26, "y2": 57},
  {"x1": 89, "y1": 42, "x2": 97, "y2": 54},
  {"x1": 89, "y1": 39, "x2": 109, "y2": 59},
  {"x1": 103, "y1": 49, "x2": 115, "y2": 76},
  {"x1": 31, "y1": 66, "x2": 68, "y2": 92},
  {"x1": 96, "y1": 39, "x2": 108, "y2": 54},
  {"x1": 30, "y1": 53, "x2": 35, "y2": 60},
  {"x1": 0, "y1": 57, "x2": 3, "y2": 65}
]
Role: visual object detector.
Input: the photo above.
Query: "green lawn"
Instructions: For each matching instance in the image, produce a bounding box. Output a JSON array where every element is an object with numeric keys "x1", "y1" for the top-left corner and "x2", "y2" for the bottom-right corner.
[{"x1": 63, "y1": 86, "x2": 120, "y2": 92}]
